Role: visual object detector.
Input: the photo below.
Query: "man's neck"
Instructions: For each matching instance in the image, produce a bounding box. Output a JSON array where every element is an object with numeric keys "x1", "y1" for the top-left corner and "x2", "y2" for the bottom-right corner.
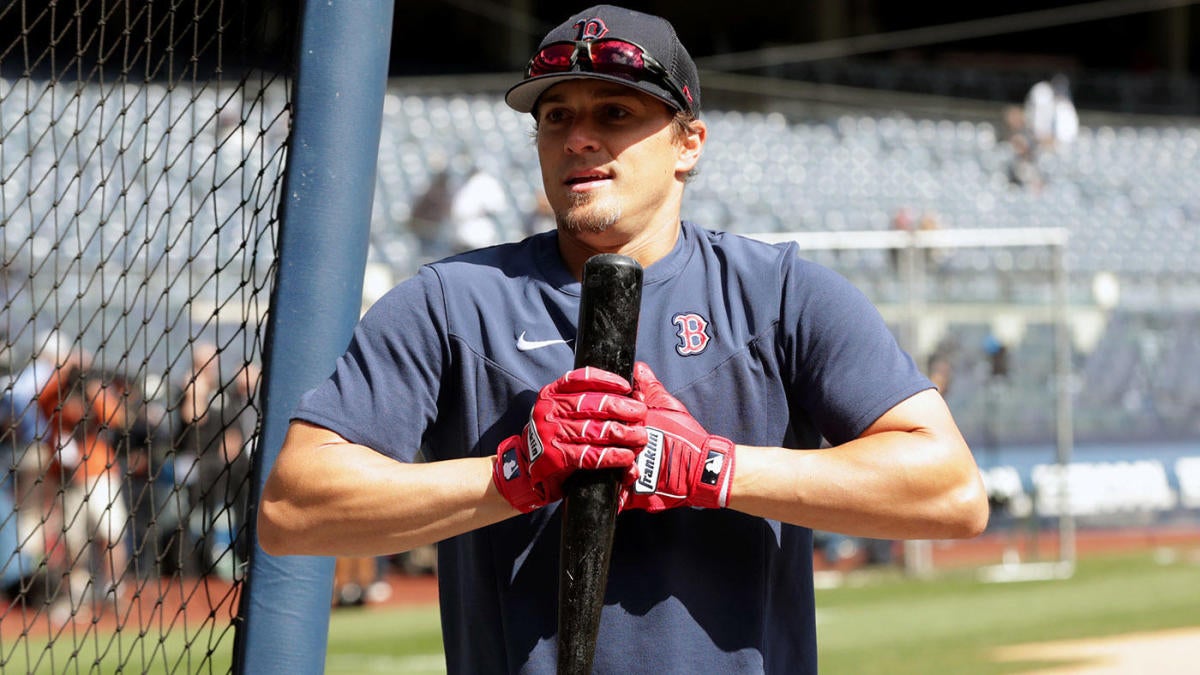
[{"x1": 557, "y1": 218, "x2": 681, "y2": 280}]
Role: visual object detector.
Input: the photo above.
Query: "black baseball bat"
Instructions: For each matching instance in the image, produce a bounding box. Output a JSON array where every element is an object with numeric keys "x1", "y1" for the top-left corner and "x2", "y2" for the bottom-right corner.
[{"x1": 557, "y1": 253, "x2": 643, "y2": 675}]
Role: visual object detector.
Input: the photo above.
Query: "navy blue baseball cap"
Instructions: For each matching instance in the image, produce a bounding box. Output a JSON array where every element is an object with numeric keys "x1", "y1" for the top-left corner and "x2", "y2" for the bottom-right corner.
[{"x1": 505, "y1": 5, "x2": 700, "y2": 115}]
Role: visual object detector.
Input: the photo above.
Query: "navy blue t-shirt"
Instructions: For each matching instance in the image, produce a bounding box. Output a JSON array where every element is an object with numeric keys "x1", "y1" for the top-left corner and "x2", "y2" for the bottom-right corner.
[{"x1": 294, "y1": 221, "x2": 931, "y2": 674}]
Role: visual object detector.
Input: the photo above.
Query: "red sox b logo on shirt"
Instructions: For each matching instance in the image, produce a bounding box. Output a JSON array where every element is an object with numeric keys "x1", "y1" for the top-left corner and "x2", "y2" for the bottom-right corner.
[{"x1": 672, "y1": 313, "x2": 711, "y2": 356}]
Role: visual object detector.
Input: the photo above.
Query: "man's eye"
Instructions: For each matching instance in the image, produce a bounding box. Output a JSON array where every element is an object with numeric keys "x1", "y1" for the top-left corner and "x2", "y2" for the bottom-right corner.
[{"x1": 603, "y1": 106, "x2": 631, "y2": 120}]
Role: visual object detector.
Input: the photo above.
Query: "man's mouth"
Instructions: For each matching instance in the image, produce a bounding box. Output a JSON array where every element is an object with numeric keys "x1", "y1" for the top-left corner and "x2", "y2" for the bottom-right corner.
[{"x1": 564, "y1": 171, "x2": 610, "y2": 187}]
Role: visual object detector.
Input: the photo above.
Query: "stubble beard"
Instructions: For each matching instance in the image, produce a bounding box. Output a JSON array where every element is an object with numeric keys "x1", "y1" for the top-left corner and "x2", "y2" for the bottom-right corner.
[{"x1": 556, "y1": 192, "x2": 620, "y2": 234}]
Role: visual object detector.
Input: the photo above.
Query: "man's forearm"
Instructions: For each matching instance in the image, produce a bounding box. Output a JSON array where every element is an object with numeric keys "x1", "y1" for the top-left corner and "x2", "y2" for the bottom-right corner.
[
  {"x1": 728, "y1": 390, "x2": 989, "y2": 540},
  {"x1": 730, "y1": 436, "x2": 987, "y2": 540},
  {"x1": 258, "y1": 424, "x2": 515, "y2": 557}
]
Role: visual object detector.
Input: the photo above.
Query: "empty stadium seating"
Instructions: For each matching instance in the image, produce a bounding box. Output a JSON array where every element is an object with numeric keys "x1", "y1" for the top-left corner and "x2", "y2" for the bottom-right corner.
[
  {"x1": 340, "y1": 89, "x2": 1200, "y2": 447},
  {"x1": 367, "y1": 93, "x2": 1200, "y2": 293},
  {"x1": 3, "y1": 79, "x2": 1198, "y2": 446}
]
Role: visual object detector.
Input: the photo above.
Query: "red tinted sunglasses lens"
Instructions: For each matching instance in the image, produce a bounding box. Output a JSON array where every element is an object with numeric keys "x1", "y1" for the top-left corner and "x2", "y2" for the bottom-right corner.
[
  {"x1": 529, "y1": 43, "x2": 577, "y2": 76},
  {"x1": 588, "y1": 41, "x2": 647, "y2": 75}
]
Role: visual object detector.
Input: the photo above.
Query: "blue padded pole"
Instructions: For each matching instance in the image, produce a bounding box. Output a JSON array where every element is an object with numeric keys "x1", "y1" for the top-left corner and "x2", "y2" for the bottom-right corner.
[{"x1": 234, "y1": 2, "x2": 394, "y2": 673}]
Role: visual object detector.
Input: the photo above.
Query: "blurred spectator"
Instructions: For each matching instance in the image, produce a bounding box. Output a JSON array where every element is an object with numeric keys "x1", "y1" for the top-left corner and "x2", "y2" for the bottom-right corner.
[
  {"x1": 812, "y1": 531, "x2": 860, "y2": 567},
  {"x1": 917, "y1": 210, "x2": 947, "y2": 271},
  {"x1": 408, "y1": 167, "x2": 455, "y2": 258},
  {"x1": 1024, "y1": 74, "x2": 1078, "y2": 151},
  {"x1": 174, "y1": 342, "x2": 252, "y2": 580},
  {"x1": 888, "y1": 207, "x2": 915, "y2": 274},
  {"x1": 0, "y1": 335, "x2": 68, "y2": 603},
  {"x1": 16, "y1": 335, "x2": 82, "y2": 600},
  {"x1": 394, "y1": 541, "x2": 438, "y2": 576},
  {"x1": 123, "y1": 387, "x2": 188, "y2": 579},
  {"x1": 982, "y1": 334, "x2": 1010, "y2": 455},
  {"x1": 1002, "y1": 105, "x2": 1042, "y2": 192},
  {"x1": 447, "y1": 160, "x2": 510, "y2": 253},
  {"x1": 889, "y1": 208, "x2": 946, "y2": 274},
  {"x1": 984, "y1": 334, "x2": 1010, "y2": 380},
  {"x1": 39, "y1": 362, "x2": 132, "y2": 609},
  {"x1": 332, "y1": 555, "x2": 393, "y2": 607},
  {"x1": 927, "y1": 351, "x2": 954, "y2": 399}
]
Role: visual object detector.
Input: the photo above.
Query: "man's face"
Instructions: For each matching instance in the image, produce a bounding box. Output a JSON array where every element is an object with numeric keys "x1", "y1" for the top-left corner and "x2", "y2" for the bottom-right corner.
[{"x1": 534, "y1": 80, "x2": 699, "y2": 241}]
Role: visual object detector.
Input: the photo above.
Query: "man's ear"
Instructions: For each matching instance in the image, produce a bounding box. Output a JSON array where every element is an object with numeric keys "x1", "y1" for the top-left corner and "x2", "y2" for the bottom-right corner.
[{"x1": 675, "y1": 119, "x2": 706, "y2": 175}]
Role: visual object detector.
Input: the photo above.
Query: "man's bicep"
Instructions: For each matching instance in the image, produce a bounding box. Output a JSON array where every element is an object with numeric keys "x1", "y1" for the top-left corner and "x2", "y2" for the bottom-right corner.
[
  {"x1": 265, "y1": 421, "x2": 374, "y2": 498},
  {"x1": 858, "y1": 388, "x2": 961, "y2": 439},
  {"x1": 284, "y1": 419, "x2": 352, "y2": 450}
]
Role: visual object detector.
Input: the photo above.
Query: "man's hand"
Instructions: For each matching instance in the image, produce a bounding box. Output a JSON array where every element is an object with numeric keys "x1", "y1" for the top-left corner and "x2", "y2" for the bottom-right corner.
[
  {"x1": 493, "y1": 367, "x2": 647, "y2": 513},
  {"x1": 622, "y1": 362, "x2": 736, "y2": 512}
]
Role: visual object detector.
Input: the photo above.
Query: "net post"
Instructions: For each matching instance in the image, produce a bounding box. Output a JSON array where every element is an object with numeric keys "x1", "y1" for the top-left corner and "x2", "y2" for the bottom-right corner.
[
  {"x1": 235, "y1": 1, "x2": 395, "y2": 673},
  {"x1": 1052, "y1": 235, "x2": 1076, "y2": 573}
]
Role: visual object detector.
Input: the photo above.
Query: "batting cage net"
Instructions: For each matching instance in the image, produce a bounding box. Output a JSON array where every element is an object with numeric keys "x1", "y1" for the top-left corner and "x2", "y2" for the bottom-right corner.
[{"x1": 1, "y1": 3, "x2": 289, "y2": 671}]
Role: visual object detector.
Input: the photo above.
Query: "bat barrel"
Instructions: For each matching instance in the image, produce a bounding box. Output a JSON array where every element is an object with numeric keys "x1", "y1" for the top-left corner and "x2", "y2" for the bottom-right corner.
[
  {"x1": 558, "y1": 253, "x2": 643, "y2": 675},
  {"x1": 572, "y1": 253, "x2": 643, "y2": 378}
]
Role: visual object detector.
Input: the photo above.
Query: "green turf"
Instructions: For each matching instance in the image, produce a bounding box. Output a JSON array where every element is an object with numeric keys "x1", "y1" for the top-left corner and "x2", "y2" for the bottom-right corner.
[
  {"x1": 816, "y1": 551, "x2": 1200, "y2": 674},
  {"x1": 0, "y1": 622, "x2": 238, "y2": 674},
  {"x1": 318, "y1": 551, "x2": 1200, "y2": 675},
  {"x1": 324, "y1": 604, "x2": 444, "y2": 674},
  {"x1": 4, "y1": 551, "x2": 1196, "y2": 673}
]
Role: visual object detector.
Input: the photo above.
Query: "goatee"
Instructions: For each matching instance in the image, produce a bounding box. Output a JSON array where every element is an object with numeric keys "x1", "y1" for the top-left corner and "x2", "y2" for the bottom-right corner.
[{"x1": 556, "y1": 193, "x2": 620, "y2": 234}]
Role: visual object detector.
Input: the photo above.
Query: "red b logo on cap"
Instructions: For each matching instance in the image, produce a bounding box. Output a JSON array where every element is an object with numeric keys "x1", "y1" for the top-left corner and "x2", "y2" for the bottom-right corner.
[{"x1": 574, "y1": 18, "x2": 608, "y2": 41}]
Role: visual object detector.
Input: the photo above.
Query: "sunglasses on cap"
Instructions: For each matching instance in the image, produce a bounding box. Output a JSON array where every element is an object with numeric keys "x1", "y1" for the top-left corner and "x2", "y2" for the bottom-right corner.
[{"x1": 525, "y1": 38, "x2": 692, "y2": 112}]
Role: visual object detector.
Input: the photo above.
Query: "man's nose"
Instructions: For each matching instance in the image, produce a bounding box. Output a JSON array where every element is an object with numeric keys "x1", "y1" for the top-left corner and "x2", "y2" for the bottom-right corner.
[{"x1": 564, "y1": 116, "x2": 601, "y2": 154}]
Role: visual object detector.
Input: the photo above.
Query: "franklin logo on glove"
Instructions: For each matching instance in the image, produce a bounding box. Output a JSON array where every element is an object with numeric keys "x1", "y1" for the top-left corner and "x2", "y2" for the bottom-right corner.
[
  {"x1": 634, "y1": 429, "x2": 664, "y2": 493},
  {"x1": 527, "y1": 424, "x2": 544, "y2": 462},
  {"x1": 620, "y1": 363, "x2": 736, "y2": 512}
]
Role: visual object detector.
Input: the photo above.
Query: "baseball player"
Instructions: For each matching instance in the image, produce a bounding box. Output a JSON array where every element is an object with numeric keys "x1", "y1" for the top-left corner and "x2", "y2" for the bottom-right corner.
[{"x1": 259, "y1": 5, "x2": 988, "y2": 673}]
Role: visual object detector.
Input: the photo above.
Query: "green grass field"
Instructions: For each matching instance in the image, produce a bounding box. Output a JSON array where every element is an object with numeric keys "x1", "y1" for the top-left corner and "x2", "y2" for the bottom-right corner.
[
  {"x1": 323, "y1": 550, "x2": 1200, "y2": 674},
  {"x1": 815, "y1": 550, "x2": 1200, "y2": 673},
  {"x1": 5, "y1": 549, "x2": 1198, "y2": 673}
]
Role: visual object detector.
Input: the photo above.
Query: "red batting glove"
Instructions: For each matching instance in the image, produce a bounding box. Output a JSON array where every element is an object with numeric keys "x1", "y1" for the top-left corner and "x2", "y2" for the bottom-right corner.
[
  {"x1": 493, "y1": 367, "x2": 647, "y2": 513},
  {"x1": 621, "y1": 362, "x2": 736, "y2": 513}
]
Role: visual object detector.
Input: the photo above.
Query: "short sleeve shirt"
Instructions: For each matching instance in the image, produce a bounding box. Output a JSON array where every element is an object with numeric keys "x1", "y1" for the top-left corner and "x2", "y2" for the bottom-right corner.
[{"x1": 293, "y1": 221, "x2": 932, "y2": 674}]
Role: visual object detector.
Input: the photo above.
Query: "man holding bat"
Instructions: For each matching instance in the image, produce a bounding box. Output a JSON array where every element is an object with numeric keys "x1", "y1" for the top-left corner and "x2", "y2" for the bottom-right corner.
[{"x1": 258, "y1": 4, "x2": 988, "y2": 673}]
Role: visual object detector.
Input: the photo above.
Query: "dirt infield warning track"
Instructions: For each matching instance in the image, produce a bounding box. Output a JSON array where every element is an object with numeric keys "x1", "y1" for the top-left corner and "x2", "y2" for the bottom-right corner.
[
  {"x1": 991, "y1": 627, "x2": 1200, "y2": 674},
  {"x1": 0, "y1": 575, "x2": 243, "y2": 642},
  {"x1": 0, "y1": 572, "x2": 442, "y2": 642}
]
